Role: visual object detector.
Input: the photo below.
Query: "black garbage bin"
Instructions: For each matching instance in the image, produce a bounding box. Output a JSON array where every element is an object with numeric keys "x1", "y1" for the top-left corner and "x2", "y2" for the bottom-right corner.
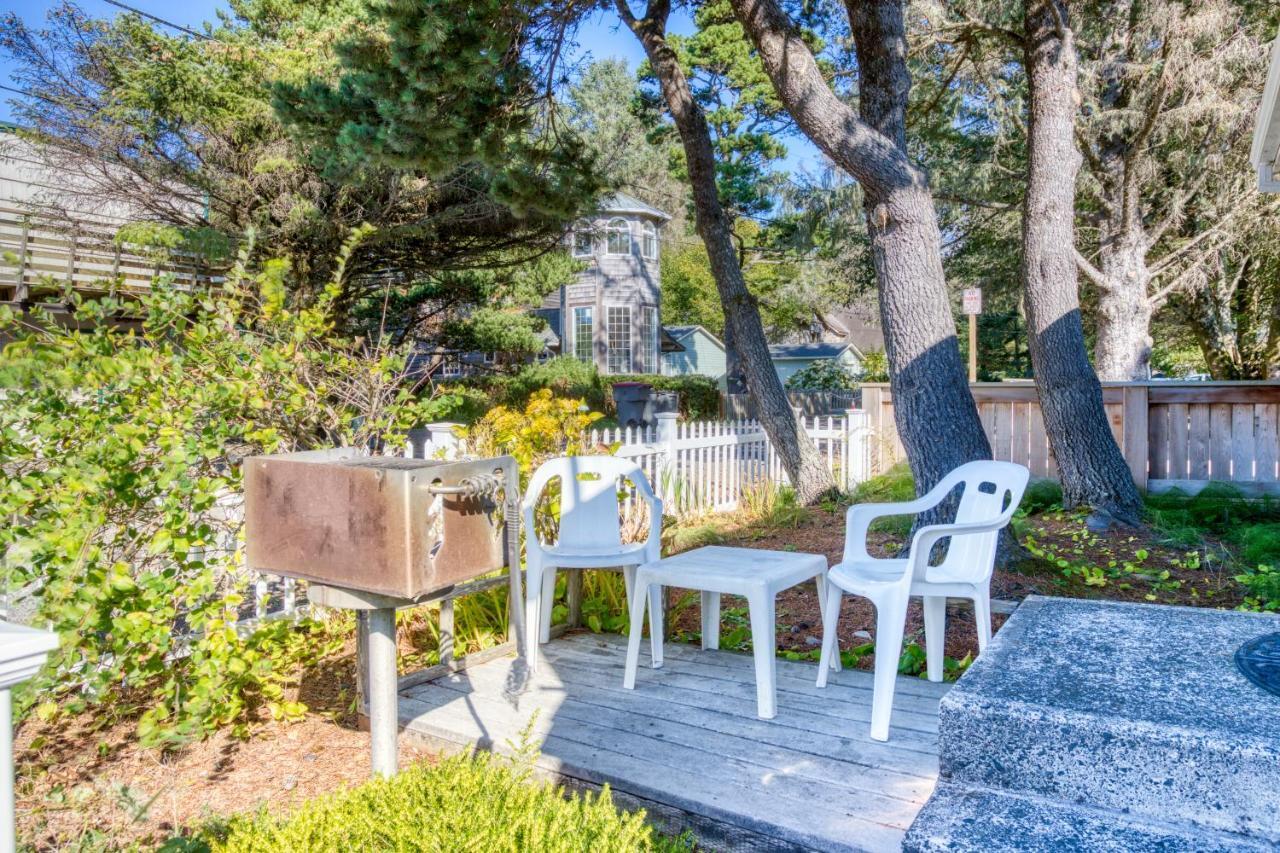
[{"x1": 613, "y1": 381, "x2": 654, "y2": 428}]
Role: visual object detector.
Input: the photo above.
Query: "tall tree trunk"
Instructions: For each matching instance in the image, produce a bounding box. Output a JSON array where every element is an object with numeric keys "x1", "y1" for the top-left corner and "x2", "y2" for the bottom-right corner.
[
  {"x1": 1021, "y1": 0, "x2": 1142, "y2": 525},
  {"x1": 1094, "y1": 231, "x2": 1155, "y2": 380},
  {"x1": 615, "y1": 0, "x2": 835, "y2": 503},
  {"x1": 729, "y1": 0, "x2": 992, "y2": 500}
]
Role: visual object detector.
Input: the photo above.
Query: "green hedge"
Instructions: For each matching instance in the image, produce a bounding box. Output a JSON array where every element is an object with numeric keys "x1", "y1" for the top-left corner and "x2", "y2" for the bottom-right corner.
[
  {"x1": 455, "y1": 358, "x2": 721, "y2": 421},
  {"x1": 203, "y1": 750, "x2": 687, "y2": 853}
]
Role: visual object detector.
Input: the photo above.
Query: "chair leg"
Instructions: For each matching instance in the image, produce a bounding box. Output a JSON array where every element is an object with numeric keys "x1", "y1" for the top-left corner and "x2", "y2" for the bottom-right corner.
[
  {"x1": 622, "y1": 574, "x2": 650, "y2": 690},
  {"x1": 923, "y1": 595, "x2": 947, "y2": 683},
  {"x1": 524, "y1": 563, "x2": 542, "y2": 672},
  {"x1": 816, "y1": 581, "x2": 842, "y2": 688},
  {"x1": 973, "y1": 590, "x2": 992, "y2": 654},
  {"x1": 538, "y1": 568, "x2": 557, "y2": 645},
  {"x1": 815, "y1": 574, "x2": 841, "y2": 672},
  {"x1": 746, "y1": 590, "x2": 778, "y2": 719},
  {"x1": 648, "y1": 583, "x2": 664, "y2": 668},
  {"x1": 869, "y1": 595, "x2": 909, "y2": 742}
]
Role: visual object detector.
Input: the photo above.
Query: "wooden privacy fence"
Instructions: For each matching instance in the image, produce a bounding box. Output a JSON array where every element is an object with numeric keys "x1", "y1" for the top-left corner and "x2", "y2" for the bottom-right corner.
[{"x1": 860, "y1": 381, "x2": 1280, "y2": 496}]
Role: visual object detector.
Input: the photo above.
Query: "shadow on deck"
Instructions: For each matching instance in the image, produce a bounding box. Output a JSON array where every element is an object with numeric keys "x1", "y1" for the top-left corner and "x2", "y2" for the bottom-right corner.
[{"x1": 398, "y1": 633, "x2": 950, "y2": 852}]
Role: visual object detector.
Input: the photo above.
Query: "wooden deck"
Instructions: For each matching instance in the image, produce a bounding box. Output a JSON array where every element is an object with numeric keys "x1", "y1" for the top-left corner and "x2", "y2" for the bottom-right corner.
[{"x1": 399, "y1": 632, "x2": 950, "y2": 852}]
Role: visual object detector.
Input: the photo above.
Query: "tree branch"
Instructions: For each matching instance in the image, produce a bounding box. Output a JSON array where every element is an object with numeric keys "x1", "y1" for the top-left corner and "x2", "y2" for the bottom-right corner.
[{"x1": 1074, "y1": 248, "x2": 1108, "y2": 288}]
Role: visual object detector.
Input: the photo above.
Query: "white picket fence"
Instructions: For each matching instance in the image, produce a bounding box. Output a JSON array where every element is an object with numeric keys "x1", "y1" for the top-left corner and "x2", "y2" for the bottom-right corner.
[{"x1": 428, "y1": 411, "x2": 872, "y2": 517}]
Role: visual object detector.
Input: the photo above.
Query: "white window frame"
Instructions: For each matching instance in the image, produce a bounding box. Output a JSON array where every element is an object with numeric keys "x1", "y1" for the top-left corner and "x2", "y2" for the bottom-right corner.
[
  {"x1": 641, "y1": 221, "x2": 658, "y2": 260},
  {"x1": 638, "y1": 304, "x2": 658, "y2": 373},
  {"x1": 572, "y1": 221, "x2": 594, "y2": 257},
  {"x1": 605, "y1": 218, "x2": 631, "y2": 256},
  {"x1": 439, "y1": 357, "x2": 462, "y2": 378},
  {"x1": 572, "y1": 306, "x2": 594, "y2": 363},
  {"x1": 606, "y1": 304, "x2": 633, "y2": 374}
]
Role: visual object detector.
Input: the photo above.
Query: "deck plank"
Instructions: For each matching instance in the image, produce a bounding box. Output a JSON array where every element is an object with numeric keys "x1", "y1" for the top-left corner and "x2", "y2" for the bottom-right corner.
[{"x1": 399, "y1": 632, "x2": 948, "y2": 852}]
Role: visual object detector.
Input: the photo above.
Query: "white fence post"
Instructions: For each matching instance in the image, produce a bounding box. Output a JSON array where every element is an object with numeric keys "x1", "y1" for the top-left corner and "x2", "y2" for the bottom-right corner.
[
  {"x1": 421, "y1": 422, "x2": 462, "y2": 459},
  {"x1": 844, "y1": 408, "x2": 871, "y2": 490},
  {"x1": 655, "y1": 411, "x2": 679, "y2": 509}
]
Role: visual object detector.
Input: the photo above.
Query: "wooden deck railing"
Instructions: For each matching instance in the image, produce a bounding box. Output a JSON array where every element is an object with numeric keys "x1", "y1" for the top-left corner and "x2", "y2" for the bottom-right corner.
[
  {"x1": 860, "y1": 381, "x2": 1280, "y2": 496},
  {"x1": 0, "y1": 204, "x2": 222, "y2": 303}
]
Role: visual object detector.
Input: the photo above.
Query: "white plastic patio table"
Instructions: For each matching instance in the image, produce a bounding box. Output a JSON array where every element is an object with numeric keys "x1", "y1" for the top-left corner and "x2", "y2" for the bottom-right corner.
[{"x1": 622, "y1": 545, "x2": 838, "y2": 719}]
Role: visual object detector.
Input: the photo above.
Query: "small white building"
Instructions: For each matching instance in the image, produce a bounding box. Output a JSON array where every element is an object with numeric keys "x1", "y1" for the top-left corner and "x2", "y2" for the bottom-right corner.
[{"x1": 1251, "y1": 34, "x2": 1280, "y2": 193}]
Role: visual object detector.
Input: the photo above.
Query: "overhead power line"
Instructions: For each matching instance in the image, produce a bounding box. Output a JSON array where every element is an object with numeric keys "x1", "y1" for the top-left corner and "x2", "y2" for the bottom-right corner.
[{"x1": 102, "y1": 0, "x2": 212, "y2": 41}]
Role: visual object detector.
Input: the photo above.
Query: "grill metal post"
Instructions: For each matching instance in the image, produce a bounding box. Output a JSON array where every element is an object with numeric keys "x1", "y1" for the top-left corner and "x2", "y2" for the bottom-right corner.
[{"x1": 366, "y1": 607, "x2": 399, "y2": 778}]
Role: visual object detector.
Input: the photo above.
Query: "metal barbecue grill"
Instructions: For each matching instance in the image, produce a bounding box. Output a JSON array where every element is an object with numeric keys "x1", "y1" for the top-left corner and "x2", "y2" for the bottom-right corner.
[{"x1": 243, "y1": 448, "x2": 523, "y2": 777}]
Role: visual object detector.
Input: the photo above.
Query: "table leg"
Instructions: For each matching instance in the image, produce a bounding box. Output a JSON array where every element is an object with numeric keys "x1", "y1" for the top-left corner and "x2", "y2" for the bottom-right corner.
[
  {"x1": 700, "y1": 590, "x2": 720, "y2": 651},
  {"x1": 815, "y1": 574, "x2": 842, "y2": 672},
  {"x1": 747, "y1": 590, "x2": 777, "y2": 719},
  {"x1": 623, "y1": 574, "x2": 649, "y2": 690}
]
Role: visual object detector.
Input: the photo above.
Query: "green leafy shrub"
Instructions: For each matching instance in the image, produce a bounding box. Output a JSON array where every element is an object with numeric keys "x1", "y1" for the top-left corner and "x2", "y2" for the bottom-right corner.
[
  {"x1": 606, "y1": 374, "x2": 721, "y2": 421},
  {"x1": 470, "y1": 359, "x2": 721, "y2": 422},
  {"x1": 859, "y1": 350, "x2": 889, "y2": 382},
  {"x1": 207, "y1": 748, "x2": 687, "y2": 852},
  {"x1": 494, "y1": 356, "x2": 607, "y2": 411},
  {"x1": 1236, "y1": 564, "x2": 1280, "y2": 612},
  {"x1": 0, "y1": 230, "x2": 447, "y2": 746},
  {"x1": 784, "y1": 359, "x2": 857, "y2": 391}
]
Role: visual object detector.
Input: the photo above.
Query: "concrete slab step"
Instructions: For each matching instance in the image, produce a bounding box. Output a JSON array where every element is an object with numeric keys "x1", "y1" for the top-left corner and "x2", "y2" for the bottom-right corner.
[
  {"x1": 935, "y1": 596, "x2": 1280, "y2": 842},
  {"x1": 903, "y1": 782, "x2": 1276, "y2": 853}
]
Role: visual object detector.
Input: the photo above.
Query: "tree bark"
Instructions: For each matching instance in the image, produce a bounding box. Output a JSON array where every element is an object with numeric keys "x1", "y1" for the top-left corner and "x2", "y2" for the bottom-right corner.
[
  {"x1": 1021, "y1": 0, "x2": 1142, "y2": 524},
  {"x1": 615, "y1": 0, "x2": 835, "y2": 503},
  {"x1": 729, "y1": 0, "x2": 992, "y2": 501},
  {"x1": 1093, "y1": 234, "x2": 1155, "y2": 380}
]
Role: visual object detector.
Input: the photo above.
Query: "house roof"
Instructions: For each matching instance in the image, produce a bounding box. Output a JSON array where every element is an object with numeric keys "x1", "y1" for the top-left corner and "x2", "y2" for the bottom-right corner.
[
  {"x1": 664, "y1": 324, "x2": 725, "y2": 352},
  {"x1": 599, "y1": 191, "x2": 671, "y2": 222},
  {"x1": 1251, "y1": 34, "x2": 1280, "y2": 192},
  {"x1": 769, "y1": 342, "x2": 855, "y2": 360}
]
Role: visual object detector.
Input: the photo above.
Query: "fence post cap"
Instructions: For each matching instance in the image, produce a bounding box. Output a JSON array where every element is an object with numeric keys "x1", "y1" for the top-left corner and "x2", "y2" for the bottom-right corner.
[{"x1": 654, "y1": 411, "x2": 680, "y2": 421}]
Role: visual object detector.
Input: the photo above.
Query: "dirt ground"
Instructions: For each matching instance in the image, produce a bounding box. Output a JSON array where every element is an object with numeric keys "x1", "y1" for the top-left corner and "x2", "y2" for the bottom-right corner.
[
  {"x1": 14, "y1": 504, "x2": 1248, "y2": 849},
  {"x1": 14, "y1": 645, "x2": 433, "y2": 851}
]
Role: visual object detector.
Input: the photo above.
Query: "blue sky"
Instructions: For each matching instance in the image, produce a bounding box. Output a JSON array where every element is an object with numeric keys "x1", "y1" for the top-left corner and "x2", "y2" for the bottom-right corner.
[{"x1": 1, "y1": 0, "x2": 822, "y2": 174}]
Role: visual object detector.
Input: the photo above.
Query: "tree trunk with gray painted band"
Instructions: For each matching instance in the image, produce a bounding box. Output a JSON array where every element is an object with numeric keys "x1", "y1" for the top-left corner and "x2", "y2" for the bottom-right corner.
[
  {"x1": 1021, "y1": 0, "x2": 1142, "y2": 523},
  {"x1": 729, "y1": 0, "x2": 992, "y2": 506}
]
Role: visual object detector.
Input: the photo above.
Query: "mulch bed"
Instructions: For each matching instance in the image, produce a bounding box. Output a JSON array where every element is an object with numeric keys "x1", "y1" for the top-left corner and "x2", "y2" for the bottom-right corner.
[{"x1": 15, "y1": 645, "x2": 432, "y2": 851}]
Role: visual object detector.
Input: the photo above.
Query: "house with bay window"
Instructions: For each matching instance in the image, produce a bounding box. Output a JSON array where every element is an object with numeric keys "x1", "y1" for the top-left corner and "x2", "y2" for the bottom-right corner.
[{"x1": 538, "y1": 192, "x2": 670, "y2": 374}]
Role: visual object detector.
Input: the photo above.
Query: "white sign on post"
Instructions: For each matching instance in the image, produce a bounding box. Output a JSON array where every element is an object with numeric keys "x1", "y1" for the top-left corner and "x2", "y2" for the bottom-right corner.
[{"x1": 963, "y1": 288, "x2": 983, "y2": 315}]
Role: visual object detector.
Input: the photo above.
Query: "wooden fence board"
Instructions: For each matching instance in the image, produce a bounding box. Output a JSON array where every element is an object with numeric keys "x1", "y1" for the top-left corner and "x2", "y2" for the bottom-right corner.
[
  {"x1": 1166, "y1": 403, "x2": 1189, "y2": 481},
  {"x1": 1232, "y1": 404, "x2": 1256, "y2": 481},
  {"x1": 1256, "y1": 404, "x2": 1278, "y2": 482},
  {"x1": 1188, "y1": 404, "x2": 1211, "y2": 479},
  {"x1": 1028, "y1": 405, "x2": 1049, "y2": 478},
  {"x1": 1147, "y1": 404, "x2": 1169, "y2": 481},
  {"x1": 1210, "y1": 404, "x2": 1233, "y2": 480}
]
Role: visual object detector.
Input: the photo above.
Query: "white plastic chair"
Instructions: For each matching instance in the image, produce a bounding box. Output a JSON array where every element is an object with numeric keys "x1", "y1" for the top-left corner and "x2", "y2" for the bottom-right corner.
[
  {"x1": 817, "y1": 460, "x2": 1029, "y2": 741},
  {"x1": 522, "y1": 455, "x2": 664, "y2": 670}
]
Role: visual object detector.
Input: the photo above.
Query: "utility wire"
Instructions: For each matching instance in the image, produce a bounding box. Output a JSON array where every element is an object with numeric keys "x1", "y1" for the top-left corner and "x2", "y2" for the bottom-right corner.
[{"x1": 102, "y1": 0, "x2": 212, "y2": 41}]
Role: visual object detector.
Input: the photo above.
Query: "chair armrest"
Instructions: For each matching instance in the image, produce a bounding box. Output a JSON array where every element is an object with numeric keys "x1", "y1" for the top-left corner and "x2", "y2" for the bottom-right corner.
[{"x1": 843, "y1": 498, "x2": 935, "y2": 563}]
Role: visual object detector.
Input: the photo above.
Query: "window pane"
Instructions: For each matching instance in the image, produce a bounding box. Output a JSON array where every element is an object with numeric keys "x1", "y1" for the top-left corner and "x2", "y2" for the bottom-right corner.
[
  {"x1": 638, "y1": 306, "x2": 657, "y2": 373},
  {"x1": 606, "y1": 219, "x2": 630, "y2": 255},
  {"x1": 607, "y1": 306, "x2": 632, "y2": 374},
  {"x1": 574, "y1": 228, "x2": 592, "y2": 256},
  {"x1": 642, "y1": 223, "x2": 657, "y2": 259},
  {"x1": 573, "y1": 307, "x2": 593, "y2": 363}
]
